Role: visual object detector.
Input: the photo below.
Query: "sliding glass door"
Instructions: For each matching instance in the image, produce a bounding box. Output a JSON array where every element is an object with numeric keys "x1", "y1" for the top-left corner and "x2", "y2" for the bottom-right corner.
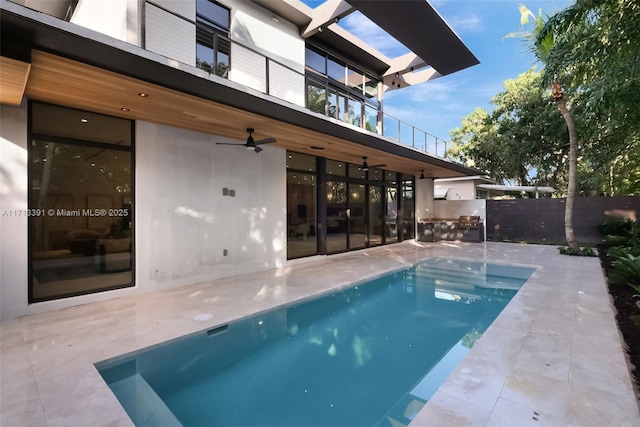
[
  {"x1": 326, "y1": 180, "x2": 347, "y2": 253},
  {"x1": 348, "y1": 183, "x2": 366, "y2": 250}
]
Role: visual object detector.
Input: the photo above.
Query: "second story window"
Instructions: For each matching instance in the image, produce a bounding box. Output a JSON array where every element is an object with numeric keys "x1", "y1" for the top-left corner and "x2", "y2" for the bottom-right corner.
[
  {"x1": 305, "y1": 45, "x2": 381, "y2": 133},
  {"x1": 196, "y1": 0, "x2": 231, "y2": 77}
]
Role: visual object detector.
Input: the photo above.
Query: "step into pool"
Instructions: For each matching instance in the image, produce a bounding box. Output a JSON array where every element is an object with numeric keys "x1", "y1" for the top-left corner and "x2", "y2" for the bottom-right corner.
[{"x1": 96, "y1": 258, "x2": 534, "y2": 427}]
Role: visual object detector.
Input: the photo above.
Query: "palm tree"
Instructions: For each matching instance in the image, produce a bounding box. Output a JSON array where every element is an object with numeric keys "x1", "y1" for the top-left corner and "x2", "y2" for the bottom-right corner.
[
  {"x1": 550, "y1": 81, "x2": 579, "y2": 249},
  {"x1": 511, "y1": 5, "x2": 580, "y2": 250}
]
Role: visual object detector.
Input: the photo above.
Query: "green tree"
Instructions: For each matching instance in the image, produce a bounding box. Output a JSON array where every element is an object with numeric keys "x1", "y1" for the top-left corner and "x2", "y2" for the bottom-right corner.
[
  {"x1": 538, "y1": 0, "x2": 640, "y2": 196},
  {"x1": 505, "y1": 5, "x2": 581, "y2": 249},
  {"x1": 448, "y1": 69, "x2": 569, "y2": 190}
]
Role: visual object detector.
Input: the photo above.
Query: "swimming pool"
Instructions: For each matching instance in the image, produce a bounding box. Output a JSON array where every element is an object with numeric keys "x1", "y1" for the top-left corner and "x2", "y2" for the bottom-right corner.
[{"x1": 96, "y1": 258, "x2": 534, "y2": 427}]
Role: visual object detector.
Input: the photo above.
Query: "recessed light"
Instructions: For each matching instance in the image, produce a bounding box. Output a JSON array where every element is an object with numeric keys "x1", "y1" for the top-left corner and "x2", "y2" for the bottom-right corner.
[
  {"x1": 138, "y1": 92, "x2": 149, "y2": 97},
  {"x1": 80, "y1": 118, "x2": 88, "y2": 123},
  {"x1": 121, "y1": 107, "x2": 130, "y2": 112}
]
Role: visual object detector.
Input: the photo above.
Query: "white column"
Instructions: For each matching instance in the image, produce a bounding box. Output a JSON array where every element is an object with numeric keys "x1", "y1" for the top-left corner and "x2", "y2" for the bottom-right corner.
[{"x1": 415, "y1": 177, "x2": 434, "y2": 222}]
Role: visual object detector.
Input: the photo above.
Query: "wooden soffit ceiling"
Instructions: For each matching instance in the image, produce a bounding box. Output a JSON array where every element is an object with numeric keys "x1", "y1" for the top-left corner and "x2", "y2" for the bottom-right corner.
[
  {"x1": 23, "y1": 49, "x2": 466, "y2": 178},
  {"x1": 0, "y1": 56, "x2": 31, "y2": 106}
]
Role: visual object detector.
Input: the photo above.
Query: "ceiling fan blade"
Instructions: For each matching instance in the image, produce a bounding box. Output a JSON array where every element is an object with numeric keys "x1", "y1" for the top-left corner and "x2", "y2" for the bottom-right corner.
[
  {"x1": 370, "y1": 163, "x2": 387, "y2": 168},
  {"x1": 254, "y1": 146, "x2": 263, "y2": 153},
  {"x1": 216, "y1": 142, "x2": 244, "y2": 146},
  {"x1": 254, "y1": 137, "x2": 276, "y2": 145}
]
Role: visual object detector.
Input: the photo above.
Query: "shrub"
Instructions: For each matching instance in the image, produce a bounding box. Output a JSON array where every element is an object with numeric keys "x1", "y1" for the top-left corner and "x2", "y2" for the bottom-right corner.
[
  {"x1": 558, "y1": 246, "x2": 596, "y2": 256},
  {"x1": 610, "y1": 254, "x2": 640, "y2": 290},
  {"x1": 608, "y1": 245, "x2": 640, "y2": 261},
  {"x1": 598, "y1": 218, "x2": 634, "y2": 238}
]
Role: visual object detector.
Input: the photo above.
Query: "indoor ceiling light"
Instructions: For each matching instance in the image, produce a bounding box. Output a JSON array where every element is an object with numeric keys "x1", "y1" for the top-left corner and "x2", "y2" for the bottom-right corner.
[{"x1": 138, "y1": 92, "x2": 149, "y2": 97}]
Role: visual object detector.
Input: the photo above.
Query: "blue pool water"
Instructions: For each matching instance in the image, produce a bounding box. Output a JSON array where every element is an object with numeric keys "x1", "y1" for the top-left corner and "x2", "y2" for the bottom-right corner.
[{"x1": 96, "y1": 258, "x2": 534, "y2": 427}]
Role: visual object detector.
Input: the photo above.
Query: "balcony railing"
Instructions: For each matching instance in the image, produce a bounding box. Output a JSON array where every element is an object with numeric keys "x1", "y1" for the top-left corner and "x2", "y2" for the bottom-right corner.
[
  {"x1": 145, "y1": 1, "x2": 449, "y2": 158},
  {"x1": 382, "y1": 115, "x2": 449, "y2": 157}
]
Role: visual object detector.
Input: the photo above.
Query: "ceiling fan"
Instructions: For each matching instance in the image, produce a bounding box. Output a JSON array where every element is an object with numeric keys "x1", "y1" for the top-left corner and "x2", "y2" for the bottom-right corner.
[
  {"x1": 360, "y1": 156, "x2": 386, "y2": 171},
  {"x1": 216, "y1": 128, "x2": 277, "y2": 153}
]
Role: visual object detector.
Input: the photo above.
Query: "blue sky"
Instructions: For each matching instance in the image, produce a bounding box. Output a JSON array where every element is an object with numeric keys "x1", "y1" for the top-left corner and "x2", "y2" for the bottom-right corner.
[{"x1": 304, "y1": 0, "x2": 572, "y2": 145}]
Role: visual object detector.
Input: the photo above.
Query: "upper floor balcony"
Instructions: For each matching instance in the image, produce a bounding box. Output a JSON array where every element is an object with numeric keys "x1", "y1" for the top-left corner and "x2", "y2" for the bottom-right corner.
[{"x1": 192, "y1": 24, "x2": 452, "y2": 157}]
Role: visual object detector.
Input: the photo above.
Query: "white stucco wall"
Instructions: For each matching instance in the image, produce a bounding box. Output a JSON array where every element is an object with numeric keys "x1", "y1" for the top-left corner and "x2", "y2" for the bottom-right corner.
[
  {"x1": 435, "y1": 180, "x2": 476, "y2": 200},
  {"x1": 0, "y1": 113, "x2": 286, "y2": 320},
  {"x1": 135, "y1": 121, "x2": 287, "y2": 291},
  {"x1": 0, "y1": 102, "x2": 29, "y2": 321},
  {"x1": 433, "y1": 199, "x2": 486, "y2": 221},
  {"x1": 228, "y1": 0, "x2": 304, "y2": 74},
  {"x1": 71, "y1": 0, "x2": 139, "y2": 44},
  {"x1": 415, "y1": 178, "x2": 434, "y2": 221}
]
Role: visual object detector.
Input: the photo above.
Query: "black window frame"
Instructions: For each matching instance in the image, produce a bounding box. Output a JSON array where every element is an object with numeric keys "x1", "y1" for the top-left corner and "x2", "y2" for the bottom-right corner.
[
  {"x1": 304, "y1": 44, "x2": 381, "y2": 129},
  {"x1": 27, "y1": 101, "x2": 136, "y2": 303},
  {"x1": 196, "y1": 0, "x2": 231, "y2": 77}
]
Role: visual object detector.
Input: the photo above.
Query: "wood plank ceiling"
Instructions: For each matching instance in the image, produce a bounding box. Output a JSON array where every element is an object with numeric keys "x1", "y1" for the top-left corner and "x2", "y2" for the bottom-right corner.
[
  {"x1": 0, "y1": 56, "x2": 31, "y2": 106},
  {"x1": 23, "y1": 50, "x2": 461, "y2": 178}
]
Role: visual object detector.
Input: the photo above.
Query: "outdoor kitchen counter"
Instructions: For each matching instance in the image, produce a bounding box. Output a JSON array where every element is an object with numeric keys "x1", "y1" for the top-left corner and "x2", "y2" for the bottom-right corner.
[{"x1": 417, "y1": 218, "x2": 485, "y2": 242}]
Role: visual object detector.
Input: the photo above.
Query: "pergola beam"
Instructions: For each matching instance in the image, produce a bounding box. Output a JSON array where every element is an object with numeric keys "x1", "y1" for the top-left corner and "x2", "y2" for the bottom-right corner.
[{"x1": 301, "y1": 0, "x2": 354, "y2": 38}]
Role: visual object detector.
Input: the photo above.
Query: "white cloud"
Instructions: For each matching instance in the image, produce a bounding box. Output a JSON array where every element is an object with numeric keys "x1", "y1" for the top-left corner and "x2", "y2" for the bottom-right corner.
[
  {"x1": 339, "y1": 12, "x2": 409, "y2": 57},
  {"x1": 385, "y1": 80, "x2": 461, "y2": 106},
  {"x1": 449, "y1": 14, "x2": 482, "y2": 31}
]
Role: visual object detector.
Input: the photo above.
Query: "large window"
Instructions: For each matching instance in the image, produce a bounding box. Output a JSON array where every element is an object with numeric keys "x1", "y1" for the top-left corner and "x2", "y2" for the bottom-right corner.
[
  {"x1": 326, "y1": 179, "x2": 347, "y2": 253},
  {"x1": 287, "y1": 153, "x2": 317, "y2": 259},
  {"x1": 385, "y1": 172, "x2": 399, "y2": 243},
  {"x1": 29, "y1": 103, "x2": 134, "y2": 302},
  {"x1": 401, "y1": 174, "x2": 415, "y2": 240},
  {"x1": 196, "y1": 0, "x2": 231, "y2": 77},
  {"x1": 286, "y1": 153, "x2": 412, "y2": 259},
  {"x1": 305, "y1": 45, "x2": 380, "y2": 133}
]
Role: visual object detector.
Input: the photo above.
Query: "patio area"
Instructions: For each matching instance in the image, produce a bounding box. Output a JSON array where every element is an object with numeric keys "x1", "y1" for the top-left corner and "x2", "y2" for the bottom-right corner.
[{"x1": 1, "y1": 241, "x2": 638, "y2": 426}]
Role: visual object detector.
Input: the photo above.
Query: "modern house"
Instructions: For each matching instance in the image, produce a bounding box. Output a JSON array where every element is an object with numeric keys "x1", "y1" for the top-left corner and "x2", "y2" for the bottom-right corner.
[{"x1": 0, "y1": 0, "x2": 480, "y2": 321}]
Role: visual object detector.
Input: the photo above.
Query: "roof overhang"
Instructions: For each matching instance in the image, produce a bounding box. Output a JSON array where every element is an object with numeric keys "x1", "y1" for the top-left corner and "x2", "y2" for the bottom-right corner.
[
  {"x1": 477, "y1": 184, "x2": 556, "y2": 193},
  {"x1": 436, "y1": 175, "x2": 497, "y2": 184},
  {"x1": 345, "y1": 0, "x2": 479, "y2": 76},
  {"x1": 252, "y1": 0, "x2": 478, "y2": 84},
  {"x1": 0, "y1": 0, "x2": 481, "y2": 178}
]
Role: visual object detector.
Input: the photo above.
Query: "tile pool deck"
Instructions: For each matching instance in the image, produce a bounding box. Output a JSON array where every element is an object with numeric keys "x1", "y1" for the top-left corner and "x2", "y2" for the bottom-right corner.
[{"x1": 1, "y1": 241, "x2": 639, "y2": 426}]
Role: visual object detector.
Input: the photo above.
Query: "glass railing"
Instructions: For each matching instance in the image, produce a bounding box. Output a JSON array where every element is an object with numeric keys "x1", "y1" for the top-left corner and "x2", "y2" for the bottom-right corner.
[
  {"x1": 382, "y1": 115, "x2": 449, "y2": 157},
  {"x1": 145, "y1": 1, "x2": 449, "y2": 158}
]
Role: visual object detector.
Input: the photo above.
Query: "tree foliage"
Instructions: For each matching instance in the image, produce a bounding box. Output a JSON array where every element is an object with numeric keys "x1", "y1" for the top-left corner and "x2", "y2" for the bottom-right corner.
[
  {"x1": 448, "y1": 69, "x2": 569, "y2": 190},
  {"x1": 449, "y1": 0, "x2": 640, "y2": 196},
  {"x1": 538, "y1": 0, "x2": 640, "y2": 195}
]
